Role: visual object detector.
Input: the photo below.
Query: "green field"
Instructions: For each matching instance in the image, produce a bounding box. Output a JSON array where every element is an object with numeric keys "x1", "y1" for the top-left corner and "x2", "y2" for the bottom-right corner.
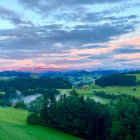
[
  {"x1": 0, "y1": 108, "x2": 81, "y2": 140},
  {"x1": 87, "y1": 85, "x2": 140, "y2": 98},
  {"x1": 58, "y1": 84, "x2": 140, "y2": 104},
  {"x1": 59, "y1": 85, "x2": 140, "y2": 97},
  {"x1": 93, "y1": 85, "x2": 140, "y2": 96}
]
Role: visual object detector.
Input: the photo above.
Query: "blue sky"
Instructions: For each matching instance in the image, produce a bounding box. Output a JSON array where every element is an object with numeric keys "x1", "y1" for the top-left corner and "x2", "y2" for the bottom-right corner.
[{"x1": 0, "y1": 0, "x2": 140, "y2": 72}]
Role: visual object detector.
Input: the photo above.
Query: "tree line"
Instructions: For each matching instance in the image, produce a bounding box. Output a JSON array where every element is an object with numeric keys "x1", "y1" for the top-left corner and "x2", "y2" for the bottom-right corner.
[
  {"x1": 0, "y1": 77, "x2": 71, "y2": 106},
  {"x1": 94, "y1": 91, "x2": 132, "y2": 100}
]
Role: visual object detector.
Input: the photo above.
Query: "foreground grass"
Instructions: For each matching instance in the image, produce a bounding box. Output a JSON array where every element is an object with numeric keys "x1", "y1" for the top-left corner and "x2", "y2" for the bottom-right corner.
[{"x1": 0, "y1": 108, "x2": 81, "y2": 140}]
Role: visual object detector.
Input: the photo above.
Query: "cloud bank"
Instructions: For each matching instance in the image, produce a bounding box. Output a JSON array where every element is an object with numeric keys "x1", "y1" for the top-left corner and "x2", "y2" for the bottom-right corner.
[{"x1": 0, "y1": 0, "x2": 139, "y2": 71}]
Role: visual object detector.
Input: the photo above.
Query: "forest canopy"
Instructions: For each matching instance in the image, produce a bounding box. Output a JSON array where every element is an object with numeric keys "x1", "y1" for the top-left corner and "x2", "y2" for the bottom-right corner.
[
  {"x1": 27, "y1": 90, "x2": 140, "y2": 140},
  {"x1": 95, "y1": 74, "x2": 137, "y2": 86}
]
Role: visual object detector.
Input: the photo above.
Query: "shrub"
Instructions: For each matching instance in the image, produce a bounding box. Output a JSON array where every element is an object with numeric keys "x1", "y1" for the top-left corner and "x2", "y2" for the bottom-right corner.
[
  {"x1": 27, "y1": 113, "x2": 40, "y2": 124},
  {"x1": 14, "y1": 100, "x2": 26, "y2": 109}
]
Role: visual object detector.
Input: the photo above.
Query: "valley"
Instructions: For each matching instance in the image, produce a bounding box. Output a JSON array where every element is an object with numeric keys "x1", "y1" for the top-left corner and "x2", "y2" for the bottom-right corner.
[{"x1": 0, "y1": 71, "x2": 140, "y2": 139}]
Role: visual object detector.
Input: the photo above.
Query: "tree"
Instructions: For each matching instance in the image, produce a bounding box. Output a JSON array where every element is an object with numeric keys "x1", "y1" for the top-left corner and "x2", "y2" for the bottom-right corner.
[
  {"x1": 27, "y1": 113, "x2": 40, "y2": 124},
  {"x1": 95, "y1": 74, "x2": 137, "y2": 86},
  {"x1": 70, "y1": 90, "x2": 79, "y2": 96},
  {"x1": 111, "y1": 98, "x2": 140, "y2": 140}
]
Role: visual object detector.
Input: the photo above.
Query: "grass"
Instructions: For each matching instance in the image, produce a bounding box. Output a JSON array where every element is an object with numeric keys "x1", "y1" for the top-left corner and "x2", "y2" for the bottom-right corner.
[
  {"x1": 58, "y1": 84, "x2": 140, "y2": 104},
  {"x1": 0, "y1": 108, "x2": 81, "y2": 140},
  {"x1": 86, "y1": 85, "x2": 140, "y2": 98},
  {"x1": 93, "y1": 85, "x2": 140, "y2": 96}
]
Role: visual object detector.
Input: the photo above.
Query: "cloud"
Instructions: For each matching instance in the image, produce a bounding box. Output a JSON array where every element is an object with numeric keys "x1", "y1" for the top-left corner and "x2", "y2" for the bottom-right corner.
[
  {"x1": 17, "y1": 1, "x2": 137, "y2": 24},
  {"x1": 88, "y1": 53, "x2": 112, "y2": 60},
  {"x1": 47, "y1": 23, "x2": 134, "y2": 44},
  {"x1": 114, "y1": 53, "x2": 140, "y2": 60},
  {"x1": 114, "y1": 46, "x2": 140, "y2": 54},
  {"x1": 0, "y1": 0, "x2": 139, "y2": 71},
  {"x1": 0, "y1": 18, "x2": 136, "y2": 71},
  {"x1": 18, "y1": 0, "x2": 126, "y2": 11},
  {"x1": 82, "y1": 13, "x2": 138, "y2": 23},
  {"x1": 0, "y1": 21, "x2": 134, "y2": 52},
  {"x1": 0, "y1": 6, "x2": 33, "y2": 26}
]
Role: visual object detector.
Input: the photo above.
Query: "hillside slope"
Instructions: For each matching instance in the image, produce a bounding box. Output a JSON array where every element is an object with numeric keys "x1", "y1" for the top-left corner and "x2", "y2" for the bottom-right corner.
[{"x1": 0, "y1": 108, "x2": 81, "y2": 140}]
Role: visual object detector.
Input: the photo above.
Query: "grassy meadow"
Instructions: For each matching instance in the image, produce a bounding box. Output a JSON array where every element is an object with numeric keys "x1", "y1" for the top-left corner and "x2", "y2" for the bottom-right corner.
[
  {"x1": 59, "y1": 86, "x2": 140, "y2": 104},
  {"x1": 0, "y1": 108, "x2": 81, "y2": 140}
]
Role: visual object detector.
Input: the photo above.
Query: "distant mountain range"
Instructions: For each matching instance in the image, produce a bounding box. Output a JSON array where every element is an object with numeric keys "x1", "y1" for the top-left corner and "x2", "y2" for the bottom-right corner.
[
  {"x1": 0, "y1": 71, "x2": 31, "y2": 77},
  {"x1": 0, "y1": 69, "x2": 139, "y2": 78}
]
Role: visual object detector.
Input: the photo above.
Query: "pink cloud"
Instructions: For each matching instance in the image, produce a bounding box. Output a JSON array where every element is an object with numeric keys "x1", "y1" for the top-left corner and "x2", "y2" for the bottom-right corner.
[
  {"x1": 69, "y1": 47, "x2": 111, "y2": 56},
  {"x1": 114, "y1": 53, "x2": 140, "y2": 59},
  {"x1": 109, "y1": 35, "x2": 140, "y2": 50},
  {"x1": 0, "y1": 35, "x2": 140, "y2": 71}
]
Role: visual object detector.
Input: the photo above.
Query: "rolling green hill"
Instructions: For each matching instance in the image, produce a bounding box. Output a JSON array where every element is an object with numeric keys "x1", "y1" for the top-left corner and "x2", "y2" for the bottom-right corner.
[{"x1": 0, "y1": 108, "x2": 81, "y2": 140}]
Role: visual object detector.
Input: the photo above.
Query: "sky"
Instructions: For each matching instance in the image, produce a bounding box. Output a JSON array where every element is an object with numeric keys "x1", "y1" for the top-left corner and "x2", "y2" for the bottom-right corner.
[{"x1": 0, "y1": 0, "x2": 140, "y2": 72}]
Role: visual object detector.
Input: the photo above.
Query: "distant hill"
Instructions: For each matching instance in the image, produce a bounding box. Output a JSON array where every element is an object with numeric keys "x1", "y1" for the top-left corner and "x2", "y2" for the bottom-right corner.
[
  {"x1": 0, "y1": 70, "x2": 139, "y2": 86},
  {"x1": 0, "y1": 71, "x2": 31, "y2": 77}
]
